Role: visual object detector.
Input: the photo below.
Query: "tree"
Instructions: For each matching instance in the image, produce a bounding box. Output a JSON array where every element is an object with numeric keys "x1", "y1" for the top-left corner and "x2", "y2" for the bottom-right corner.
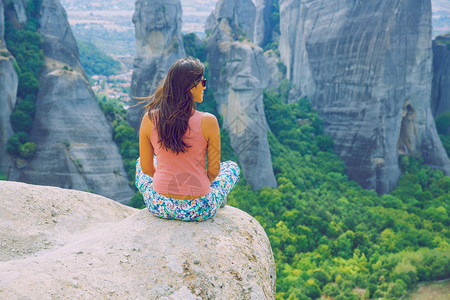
[
  {"x1": 10, "y1": 110, "x2": 33, "y2": 132},
  {"x1": 18, "y1": 71, "x2": 40, "y2": 97},
  {"x1": 16, "y1": 100, "x2": 36, "y2": 116},
  {"x1": 19, "y1": 142, "x2": 36, "y2": 158},
  {"x1": 114, "y1": 125, "x2": 136, "y2": 145},
  {"x1": 304, "y1": 279, "x2": 321, "y2": 299},
  {"x1": 7, "y1": 135, "x2": 22, "y2": 155}
]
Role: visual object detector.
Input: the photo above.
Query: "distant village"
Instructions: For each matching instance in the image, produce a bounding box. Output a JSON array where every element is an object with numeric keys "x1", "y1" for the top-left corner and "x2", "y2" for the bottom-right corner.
[{"x1": 91, "y1": 71, "x2": 132, "y2": 109}]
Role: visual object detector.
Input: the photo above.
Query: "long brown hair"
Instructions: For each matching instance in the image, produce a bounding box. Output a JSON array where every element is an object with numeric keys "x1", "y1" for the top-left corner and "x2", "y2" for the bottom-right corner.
[{"x1": 145, "y1": 57, "x2": 205, "y2": 154}]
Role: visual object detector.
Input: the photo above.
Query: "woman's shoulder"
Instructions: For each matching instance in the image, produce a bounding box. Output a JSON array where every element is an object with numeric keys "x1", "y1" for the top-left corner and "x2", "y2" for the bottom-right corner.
[
  {"x1": 200, "y1": 112, "x2": 218, "y2": 125},
  {"x1": 140, "y1": 111, "x2": 155, "y2": 132},
  {"x1": 199, "y1": 111, "x2": 217, "y2": 121}
]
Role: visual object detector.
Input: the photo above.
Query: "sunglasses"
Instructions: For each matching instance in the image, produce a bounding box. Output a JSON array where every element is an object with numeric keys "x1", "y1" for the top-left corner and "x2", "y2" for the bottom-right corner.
[{"x1": 200, "y1": 78, "x2": 207, "y2": 87}]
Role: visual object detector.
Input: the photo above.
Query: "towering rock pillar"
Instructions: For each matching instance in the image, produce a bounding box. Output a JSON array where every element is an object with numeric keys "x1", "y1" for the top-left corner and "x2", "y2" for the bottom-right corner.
[
  {"x1": 207, "y1": 1, "x2": 277, "y2": 190},
  {"x1": 127, "y1": 0, "x2": 185, "y2": 132},
  {"x1": 0, "y1": 0, "x2": 19, "y2": 174},
  {"x1": 279, "y1": 0, "x2": 450, "y2": 194},
  {"x1": 431, "y1": 34, "x2": 450, "y2": 118},
  {"x1": 9, "y1": 0, "x2": 133, "y2": 203}
]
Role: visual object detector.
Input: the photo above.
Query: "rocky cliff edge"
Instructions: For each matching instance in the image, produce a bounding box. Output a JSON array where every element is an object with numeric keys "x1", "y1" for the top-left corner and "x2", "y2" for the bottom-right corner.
[{"x1": 0, "y1": 181, "x2": 276, "y2": 299}]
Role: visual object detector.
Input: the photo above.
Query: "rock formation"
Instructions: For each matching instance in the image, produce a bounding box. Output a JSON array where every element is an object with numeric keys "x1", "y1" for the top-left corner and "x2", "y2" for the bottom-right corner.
[
  {"x1": 253, "y1": 0, "x2": 273, "y2": 47},
  {"x1": 431, "y1": 34, "x2": 450, "y2": 118},
  {"x1": 207, "y1": 1, "x2": 277, "y2": 190},
  {"x1": 0, "y1": 0, "x2": 18, "y2": 175},
  {"x1": 127, "y1": 0, "x2": 185, "y2": 132},
  {"x1": 7, "y1": 0, "x2": 133, "y2": 203},
  {"x1": 0, "y1": 181, "x2": 276, "y2": 299},
  {"x1": 206, "y1": 0, "x2": 273, "y2": 47},
  {"x1": 9, "y1": 0, "x2": 27, "y2": 24},
  {"x1": 278, "y1": 0, "x2": 450, "y2": 194}
]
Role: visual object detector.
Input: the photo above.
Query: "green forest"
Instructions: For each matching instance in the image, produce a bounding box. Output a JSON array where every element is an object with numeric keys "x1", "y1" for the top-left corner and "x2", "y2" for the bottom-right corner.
[
  {"x1": 229, "y1": 92, "x2": 449, "y2": 299},
  {"x1": 77, "y1": 40, "x2": 122, "y2": 76}
]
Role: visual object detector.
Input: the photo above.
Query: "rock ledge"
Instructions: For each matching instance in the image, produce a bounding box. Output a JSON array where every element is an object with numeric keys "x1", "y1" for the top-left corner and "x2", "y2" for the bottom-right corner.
[{"x1": 0, "y1": 181, "x2": 276, "y2": 299}]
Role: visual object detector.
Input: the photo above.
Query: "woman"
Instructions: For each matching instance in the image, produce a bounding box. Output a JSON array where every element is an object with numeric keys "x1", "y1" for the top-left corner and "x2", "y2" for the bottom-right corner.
[{"x1": 135, "y1": 57, "x2": 240, "y2": 221}]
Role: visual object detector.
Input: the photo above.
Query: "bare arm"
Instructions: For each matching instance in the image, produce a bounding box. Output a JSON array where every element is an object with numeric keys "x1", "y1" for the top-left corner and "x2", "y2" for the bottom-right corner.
[
  {"x1": 139, "y1": 113, "x2": 156, "y2": 177},
  {"x1": 201, "y1": 113, "x2": 221, "y2": 182}
]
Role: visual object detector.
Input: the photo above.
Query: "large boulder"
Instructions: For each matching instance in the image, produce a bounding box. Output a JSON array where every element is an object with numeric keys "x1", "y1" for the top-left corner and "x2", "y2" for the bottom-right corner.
[
  {"x1": 0, "y1": 181, "x2": 276, "y2": 299},
  {"x1": 278, "y1": 0, "x2": 450, "y2": 194}
]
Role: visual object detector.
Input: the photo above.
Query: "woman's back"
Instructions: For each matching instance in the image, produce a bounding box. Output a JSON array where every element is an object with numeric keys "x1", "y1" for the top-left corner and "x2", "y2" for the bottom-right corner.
[{"x1": 150, "y1": 110, "x2": 210, "y2": 197}]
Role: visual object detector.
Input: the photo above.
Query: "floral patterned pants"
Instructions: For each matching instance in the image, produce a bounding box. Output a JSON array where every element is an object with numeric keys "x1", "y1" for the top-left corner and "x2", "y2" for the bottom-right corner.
[{"x1": 135, "y1": 158, "x2": 240, "y2": 222}]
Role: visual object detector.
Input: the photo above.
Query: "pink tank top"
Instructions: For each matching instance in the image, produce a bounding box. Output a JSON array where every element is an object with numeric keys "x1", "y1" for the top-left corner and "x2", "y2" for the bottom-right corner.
[{"x1": 150, "y1": 110, "x2": 211, "y2": 197}]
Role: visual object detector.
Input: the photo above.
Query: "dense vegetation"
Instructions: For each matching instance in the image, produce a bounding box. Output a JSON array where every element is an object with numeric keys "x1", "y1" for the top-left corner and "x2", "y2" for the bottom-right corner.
[
  {"x1": 225, "y1": 90, "x2": 450, "y2": 299},
  {"x1": 4, "y1": 0, "x2": 44, "y2": 161},
  {"x1": 77, "y1": 40, "x2": 122, "y2": 76},
  {"x1": 183, "y1": 33, "x2": 207, "y2": 62}
]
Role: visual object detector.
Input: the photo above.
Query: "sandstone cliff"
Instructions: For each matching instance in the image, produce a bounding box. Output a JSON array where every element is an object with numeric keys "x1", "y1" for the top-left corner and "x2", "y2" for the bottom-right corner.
[
  {"x1": 127, "y1": 0, "x2": 185, "y2": 132},
  {"x1": 278, "y1": 0, "x2": 450, "y2": 194},
  {"x1": 431, "y1": 34, "x2": 450, "y2": 118},
  {"x1": 207, "y1": 1, "x2": 277, "y2": 190},
  {"x1": 7, "y1": 0, "x2": 133, "y2": 203},
  {"x1": 0, "y1": 181, "x2": 276, "y2": 299},
  {"x1": 0, "y1": 0, "x2": 18, "y2": 175}
]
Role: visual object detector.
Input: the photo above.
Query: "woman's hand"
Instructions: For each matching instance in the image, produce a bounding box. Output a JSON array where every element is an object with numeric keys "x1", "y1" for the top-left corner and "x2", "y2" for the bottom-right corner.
[{"x1": 201, "y1": 113, "x2": 221, "y2": 182}]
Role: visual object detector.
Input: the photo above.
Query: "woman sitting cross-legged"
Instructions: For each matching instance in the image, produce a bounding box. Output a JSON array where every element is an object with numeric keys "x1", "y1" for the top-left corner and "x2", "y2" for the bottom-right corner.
[{"x1": 135, "y1": 57, "x2": 240, "y2": 222}]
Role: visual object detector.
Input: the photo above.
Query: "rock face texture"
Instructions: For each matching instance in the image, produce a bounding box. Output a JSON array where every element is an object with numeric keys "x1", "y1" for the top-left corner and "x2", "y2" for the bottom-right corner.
[
  {"x1": 8, "y1": 0, "x2": 133, "y2": 203},
  {"x1": 431, "y1": 34, "x2": 450, "y2": 118},
  {"x1": 10, "y1": 0, "x2": 27, "y2": 24},
  {"x1": 252, "y1": 0, "x2": 273, "y2": 47},
  {"x1": 207, "y1": 0, "x2": 273, "y2": 47},
  {"x1": 207, "y1": 1, "x2": 277, "y2": 190},
  {"x1": 0, "y1": 0, "x2": 18, "y2": 175},
  {"x1": 279, "y1": 0, "x2": 450, "y2": 194},
  {"x1": 127, "y1": 0, "x2": 185, "y2": 132},
  {"x1": 0, "y1": 181, "x2": 276, "y2": 299}
]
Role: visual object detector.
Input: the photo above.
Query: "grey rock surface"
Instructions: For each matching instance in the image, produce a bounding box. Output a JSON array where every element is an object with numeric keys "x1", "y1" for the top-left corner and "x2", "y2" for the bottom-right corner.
[
  {"x1": 252, "y1": 0, "x2": 273, "y2": 47},
  {"x1": 215, "y1": 0, "x2": 256, "y2": 42},
  {"x1": 279, "y1": 0, "x2": 450, "y2": 194},
  {"x1": 0, "y1": 181, "x2": 276, "y2": 300},
  {"x1": 10, "y1": 0, "x2": 27, "y2": 24},
  {"x1": 127, "y1": 0, "x2": 185, "y2": 132},
  {"x1": 207, "y1": 11, "x2": 277, "y2": 190},
  {"x1": 0, "y1": 1, "x2": 18, "y2": 175},
  {"x1": 8, "y1": 0, "x2": 133, "y2": 203},
  {"x1": 38, "y1": 0, "x2": 84, "y2": 74},
  {"x1": 431, "y1": 34, "x2": 450, "y2": 118},
  {"x1": 210, "y1": 0, "x2": 273, "y2": 47}
]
